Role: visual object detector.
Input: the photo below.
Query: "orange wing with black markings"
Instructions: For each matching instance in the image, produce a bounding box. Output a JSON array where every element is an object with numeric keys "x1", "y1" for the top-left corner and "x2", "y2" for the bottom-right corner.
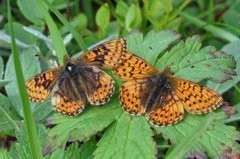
[
  {"x1": 78, "y1": 38, "x2": 127, "y2": 68},
  {"x1": 25, "y1": 68, "x2": 60, "y2": 102},
  {"x1": 51, "y1": 84, "x2": 86, "y2": 116},
  {"x1": 175, "y1": 78, "x2": 223, "y2": 114},
  {"x1": 117, "y1": 52, "x2": 223, "y2": 126},
  {"x1": 83, "y1": 66, "x2": 115, "y2": 105},
  {"x1": 113, "y1": 51, "x2": 158, "y2": 80},
  {"x1": 119, "y1": 79, "x2": 148, "y2": 115}
]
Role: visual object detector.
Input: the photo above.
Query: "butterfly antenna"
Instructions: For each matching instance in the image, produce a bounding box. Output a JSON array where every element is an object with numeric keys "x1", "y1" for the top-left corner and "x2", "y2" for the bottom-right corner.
[{"x1": 63, "y1": 54, "x2": 70, "y2": 63}]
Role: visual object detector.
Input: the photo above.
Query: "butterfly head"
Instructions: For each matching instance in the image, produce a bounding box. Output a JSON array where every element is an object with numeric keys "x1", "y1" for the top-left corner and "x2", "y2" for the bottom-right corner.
[{"x1": 65, "y1": 62, "x2": 75, "y2": 72}]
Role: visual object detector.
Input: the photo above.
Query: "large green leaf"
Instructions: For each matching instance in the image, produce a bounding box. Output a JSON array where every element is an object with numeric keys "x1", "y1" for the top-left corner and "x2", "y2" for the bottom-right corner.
[
  {"x1": 155, "y1": 35, "x2": 236, "y2": 83},
  {"x1": 156, "y1": 112, "x2": 240, "y2": 159},
  {"x1": 43, "y1": 97, "x2": 122, "y2": 154},
  {"x1": 17, "y1": 0, "x2": 45, "y2": 25},
  {"x1": 94, "y1": 113, "x2": 155, "y2": 159},
  {"x1": 126, "y1": 30, "x2": 181, "y2": 64}
]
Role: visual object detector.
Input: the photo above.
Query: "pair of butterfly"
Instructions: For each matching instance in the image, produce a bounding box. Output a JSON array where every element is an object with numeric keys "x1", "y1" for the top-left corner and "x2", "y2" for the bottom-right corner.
[{"x1": 25, "y1": 38, "x2": 223, "y2": 126}]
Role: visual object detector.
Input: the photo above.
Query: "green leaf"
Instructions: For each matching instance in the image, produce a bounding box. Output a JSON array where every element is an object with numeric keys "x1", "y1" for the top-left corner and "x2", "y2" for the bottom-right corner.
[
  {"x1": 43, "y1": 97, "x2": 122, "y2": 154},
  {"x1": 17, "y1": 0, "x2": 45, "y2": 25},
  {"x1": 125, "y1": 4, "x2": 142, "y2": 31},
  {"x1": 9, "y1": 124, "x2": 46, "y2": 159},
  {"x1": 94, "y1": 113, "x2": 155, "y2": 159},
  {"x1": 96, "y1": 3, "x2": 110, "y2": 29},
  {"x1": 46, "y1": 140, "x2": 96, "y2": 159},
  {"x1": 115, "y1": 1, "x2": 129, "y2": 25},
  {"x1": 156, "y1": 112, "x2": 240, "y2": 159},
  {"x1": 207, "y1": 40, "x2": 240, "y2": 93},
  {"x1": 0, "y1": 149, "x2": 11, "y2": 159},
  {"x1": 223, "y1": 4, "x2": 240, "y2": 34},
  {"x1": 0, "y1": 80, "x2": 10, "y2": 87},
  {"x1": 0, "y1": 93, "x2": 20, "y2": 132},
  {"x1": 0, "y1": 56, "x2": 3, "y2": 79},
  {"x1": 4, "y1": 47, "x2": 40, "y2": 116},
  {"x1": 155, "y1": 35, "x2": 236, "y2": 83},
  {"x1": 126, "y1": 30, "x2": 181, "y2": 64},
  {"x1": 65, "y1": 140, "x2": 96, "y2": 159},
  {"x1": 5, "y1": 22, "x2": 39, "y2": 45},
  {"x1": 111, "y1": 31, "x2": 237, "y2": 158},
  {"x1": 143, "y1": 0, "x2": 173, "y2": 30}
]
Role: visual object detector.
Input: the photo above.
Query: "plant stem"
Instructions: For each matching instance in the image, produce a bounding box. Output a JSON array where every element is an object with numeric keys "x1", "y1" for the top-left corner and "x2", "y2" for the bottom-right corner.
[{"x1": 7, "y1": 0, "x2": 43, "y2": 158}]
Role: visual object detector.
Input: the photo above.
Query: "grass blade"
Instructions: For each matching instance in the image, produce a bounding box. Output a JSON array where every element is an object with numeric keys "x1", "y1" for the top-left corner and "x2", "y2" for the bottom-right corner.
[{"x1": 7, "y1": 0, "x2": 43, "y2": 158}]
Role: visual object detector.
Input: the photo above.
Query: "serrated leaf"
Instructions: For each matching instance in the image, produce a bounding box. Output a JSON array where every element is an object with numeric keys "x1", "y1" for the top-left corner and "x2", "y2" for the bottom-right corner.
[
  {"x1": 46, "y1": 140, "x2": 96, "y2": 159},
  {"x1": 126, "y1": 30, "x2": 181, "y2": 64},
  {"x1": 43, "y1": 97, "x2": 122, "y2": 155},
  {"x1": 94, "y1": 113, "x2": 155, "y2": 159},
  {"x1": 111, "y1": 31, "x2": 237, "y2": 159},
  {"x1": 9, "y1": 124, "x2": 46, "y2": 159},
  {"x1": 96, "y1": 3, "x2": 110, "y2": 29},
  {"x1": 155, "y1": 35, "x2": 236, "y2": 83},
  {"x1": 155, "y1": 112, "x2": 240, "y2": 159},
  {"x1": 65, "y1": 140, "x2": 96, "y2": 159},
  {"x1": 4, "y1": 47, "x2": 41, "y2": 116},
  {"x1": 207, "y1": 40, "x2": 240, "y2": 93}
]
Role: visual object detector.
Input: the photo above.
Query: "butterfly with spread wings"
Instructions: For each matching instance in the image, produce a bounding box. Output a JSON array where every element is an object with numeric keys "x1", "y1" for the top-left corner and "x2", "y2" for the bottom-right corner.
[
  {"x1": 113, "y1": 51, "x2": 223, "y2": 126},
  {"x1": 25, "y1": 38, "x2": 127, "y2": 116}
]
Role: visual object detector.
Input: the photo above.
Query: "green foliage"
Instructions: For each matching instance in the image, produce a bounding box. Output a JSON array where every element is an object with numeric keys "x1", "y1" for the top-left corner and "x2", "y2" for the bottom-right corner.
[
  {"x1": 207, "y1": 40, "x2": 240, "y2": 94},
  {"x1": 94, "y1": 114, "x2": 155, "y2": 159},
  {"x1": 43, "y1": 97, "x2": 122, "y2": 154},
  {"x1": 1, "y1": 0, "x2": 240, "y2": 159},
  {"x1": 156, "y1": 36, "x2": 236, "y2": 83}
]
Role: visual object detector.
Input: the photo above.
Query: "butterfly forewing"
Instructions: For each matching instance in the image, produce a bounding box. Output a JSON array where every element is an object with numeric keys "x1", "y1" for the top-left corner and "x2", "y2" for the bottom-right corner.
[
  {"x1": 113, "y1": 51, "x2": 158, "y2": 80},
  {"x1": 78, "y1": 38, "x2": 127, "y2": 68},
  {"x1": 25, "y1": 68, "x2": 60, "y2": 102},
  {"x1": 175, "y1": 78, "x2": 223, "y2": 114}
]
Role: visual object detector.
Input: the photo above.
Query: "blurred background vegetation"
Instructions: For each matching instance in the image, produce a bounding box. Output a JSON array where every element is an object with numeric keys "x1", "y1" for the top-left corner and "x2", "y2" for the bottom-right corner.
[{"x1": 0, "y1": 0, "x2": 240, "y2": 158}]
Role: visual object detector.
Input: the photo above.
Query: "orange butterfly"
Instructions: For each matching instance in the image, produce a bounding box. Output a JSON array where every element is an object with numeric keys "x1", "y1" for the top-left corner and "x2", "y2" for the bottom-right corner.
[
  {"x1": 114, "y1": 51, "x2": 223, "y2": 126},
  {"x1": 25, "y1": 38, "x2": 127, "y2": 116}
]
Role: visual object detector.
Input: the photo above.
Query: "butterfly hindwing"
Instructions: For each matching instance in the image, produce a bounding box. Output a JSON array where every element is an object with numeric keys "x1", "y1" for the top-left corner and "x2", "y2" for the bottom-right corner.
[
  {"x1": 83, "y1": 66, "x2": 115, "y2": 105},
  {"x1": 146, "y1": 91, "x2": 185, "y2": 126},
  {"x1": 51, "y1": 84, "x2": 86, "y2": 116},
  {"x1": 119, "y1": 79, "x2": 148, "y2": 115}
]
